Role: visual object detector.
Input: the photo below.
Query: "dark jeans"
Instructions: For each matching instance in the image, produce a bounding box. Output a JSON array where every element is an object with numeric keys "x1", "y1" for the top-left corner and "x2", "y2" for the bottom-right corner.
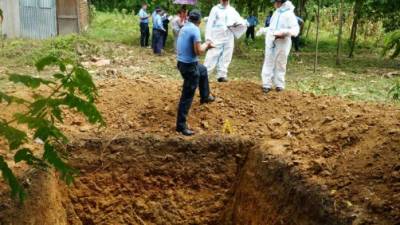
[
  {"x1": 140, "y1": 23, "x2": 149, "y2": 47},
  {"x1": 153, "y1": 29, "x2": 164, "y2": 54},
  {"x1": 176, "y1": 62, "x2": 210, "y2": 131},
  {"x1": 292, "y1": 35, "x2": 301, "y2": 51},
  {"x1": 151, "y1": 28, "x2": 155, "y2": 49},
  {"x1": 246, "y1": 26, "x2": 255, "y2": 40},
  {"x1": 162, "y1": 28, "x2": 168, "y2": 48}
]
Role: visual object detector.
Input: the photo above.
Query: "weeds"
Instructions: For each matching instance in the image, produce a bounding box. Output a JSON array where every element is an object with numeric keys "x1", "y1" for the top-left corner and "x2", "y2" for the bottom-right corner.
[{"x1": 389, "y1": 79, "x2": 400, "y2": 101}]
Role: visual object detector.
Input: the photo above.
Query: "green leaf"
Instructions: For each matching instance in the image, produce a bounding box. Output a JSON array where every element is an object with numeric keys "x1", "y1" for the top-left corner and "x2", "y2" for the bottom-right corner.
[
  {"x1": 8, "y1": 74, "x2": 54, "y2": 89},
  {"x1": 0, "y1": 156, "x2": 26, "y2": 201},
  {"x1": 14, "y1": 148, "x2": 47, "y2": 168},
  {"x1": 51, "y1": 106, "x2": 63, "y2": 123},
  {"x1": 14, "y1": 114, "x2": 68, "y2": 143},
  {"x1": 0, "y1": 121, "x2": 27, "y2": 150},
  {"x1": 73, "y1": 67, "x2": 97, "y2": 102},
  {"x1": 29, "y1": 99, "x2": 48, "y2": 116},
  {"x1": 35, "y1": 55, "x2": 66, "y2": 72},
  {"x1": 0, "y1": 92, "x2": 27, "y2": 105},
  {"x1": 53, "y1": 73, "x2": 65, "y2": 80},
  {"x1": 63, "y1": 94, "x2": 104, "y2": 125},
  {"x1": 43, "y1": 143, "x2": 77, "y2": 185}
]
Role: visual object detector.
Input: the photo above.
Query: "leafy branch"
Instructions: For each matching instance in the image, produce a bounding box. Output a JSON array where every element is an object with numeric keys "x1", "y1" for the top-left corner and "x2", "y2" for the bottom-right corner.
[{"x1": 0, "y1": 55, "x2": 104, "y2": 202}]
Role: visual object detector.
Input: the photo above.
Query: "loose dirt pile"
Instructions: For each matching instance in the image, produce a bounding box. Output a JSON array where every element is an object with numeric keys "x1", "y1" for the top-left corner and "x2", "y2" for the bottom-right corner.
[{"x1": 0, "y1": 77, "x2": 399, "y2": 225}]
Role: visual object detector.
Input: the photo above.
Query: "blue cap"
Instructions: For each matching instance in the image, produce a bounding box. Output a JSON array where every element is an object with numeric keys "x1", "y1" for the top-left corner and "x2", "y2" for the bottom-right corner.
[{"x1": 189, "y1": 10, "x2": 202, "y2": 23}]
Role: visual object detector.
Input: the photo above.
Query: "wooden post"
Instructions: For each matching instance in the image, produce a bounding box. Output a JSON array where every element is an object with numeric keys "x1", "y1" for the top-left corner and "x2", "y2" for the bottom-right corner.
[
  {"x1": 314, "y1": 0, "x2": 320, "y2": 73},
  {"x1": 336, "y1": 0, "x2": 344, "y2": 65}
]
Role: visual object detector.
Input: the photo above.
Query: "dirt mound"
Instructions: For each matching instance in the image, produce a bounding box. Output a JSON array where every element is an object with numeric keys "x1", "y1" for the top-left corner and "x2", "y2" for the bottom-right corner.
[
  {"x1": 62, "y1": 77, "x2": 399, "y2": 224},
  {"x1": 0, "y1": 77, "x2": 399, "y2": 224}
]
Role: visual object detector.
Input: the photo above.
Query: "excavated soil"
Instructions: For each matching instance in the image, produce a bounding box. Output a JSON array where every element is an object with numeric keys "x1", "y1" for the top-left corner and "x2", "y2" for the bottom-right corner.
[{"x1": 0, "y1": 77, "x2": 400, "y2": 225}]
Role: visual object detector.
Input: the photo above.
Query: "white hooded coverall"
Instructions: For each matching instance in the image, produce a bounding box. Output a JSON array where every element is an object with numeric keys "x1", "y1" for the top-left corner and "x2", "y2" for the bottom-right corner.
[
  {"x1": 204, "y1": 4, "x2": 245, "y2": 80},
  {"x1": 261, "y1": 1, "x2": 299, "y2": 89}
]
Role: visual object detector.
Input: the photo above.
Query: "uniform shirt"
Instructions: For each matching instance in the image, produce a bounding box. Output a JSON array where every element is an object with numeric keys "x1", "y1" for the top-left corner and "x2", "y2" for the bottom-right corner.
[
  {"x1": 153, "y1": 14, "x2": 164, "y2": 30},
  {"x1": 246, "y1": 16, "x2": 258, "y2": 27},
  {"x1": 177, "y1": 22, "x2": 201, "y2": 63},
  {"x1": 138, "y1": 8, "x2": 149, "y2": 24},
  {"x1": 152, "y1": 11, "x2": 157, "y2": 27}
]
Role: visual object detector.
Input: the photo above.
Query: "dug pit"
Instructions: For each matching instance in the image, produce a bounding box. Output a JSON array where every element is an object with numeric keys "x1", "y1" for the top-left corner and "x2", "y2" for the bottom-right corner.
[{"x1": 1, "y1": 134, "x2": 372, "y2": 225}]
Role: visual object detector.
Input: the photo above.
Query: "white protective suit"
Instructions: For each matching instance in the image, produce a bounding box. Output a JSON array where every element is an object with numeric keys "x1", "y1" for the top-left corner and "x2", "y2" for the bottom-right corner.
[
  {"x1": 204, "y1": 4, "x2": 247, "y2": 80},
  {"x1": 260, "y1": 1, "x2": 299, "y2": 89}
]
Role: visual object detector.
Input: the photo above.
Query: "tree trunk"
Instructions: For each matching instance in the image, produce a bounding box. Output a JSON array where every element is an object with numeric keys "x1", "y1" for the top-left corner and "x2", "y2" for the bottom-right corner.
[
  {"x1": 314, "y1": 0, "x2": 320, "y2": 73},
  {"x1": 336, "y1": 0, "x2": 344, "y2": 65},
  {"x1": 348, "y1": 0, "x2": 363, "y2": 58}
]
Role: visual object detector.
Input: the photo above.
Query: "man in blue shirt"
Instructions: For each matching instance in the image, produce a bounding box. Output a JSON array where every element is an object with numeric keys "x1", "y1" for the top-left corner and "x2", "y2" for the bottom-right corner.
[
  {"x1": 151, "y1": 6, "x2": 161, "y2": 49},
  {"x1": 246, "y1": 13, "x2": 259, "y2": 41},
  {"x1": 138, "y1": 3, "x2": 149, "y2": 47},
  {"x1": 152, "y1": 8, "x2": 165, "y2": 55},
  {"x1": 176, "y1": 10, "x2": 215, "y2": 136}
]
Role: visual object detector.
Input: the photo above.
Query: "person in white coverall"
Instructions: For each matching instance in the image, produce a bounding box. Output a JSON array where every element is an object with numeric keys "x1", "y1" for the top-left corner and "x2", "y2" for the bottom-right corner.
[
  {"x1": 204, "y1": 0, "x2": 245, "y2": 82},
  {"x1": 258, "y1": 0, "x2": 299, "y2": 93}
]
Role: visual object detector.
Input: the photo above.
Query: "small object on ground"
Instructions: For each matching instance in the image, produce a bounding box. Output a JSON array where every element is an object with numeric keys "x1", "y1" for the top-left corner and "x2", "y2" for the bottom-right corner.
[
  {"x1": 200, "y1": 95, "x2": 215, "y2": 104},
  {"x1": 218, "y1": 78, "x2": 228, "y2": 83},
  {"x1": 93, "y1": 59, "x2": 111, "y2": 67},
  {"x1": 263, "y1": 87, "x2": 271, "y2": 93},
  {"x1": 176, "y1": 128, "x2": 195, "y2": 136},
  {"x1": 222, "y1": 119, "x2": 234, "y2": 134},
  {"x1": 276, "y1": 87, "x2": 284, "y2": 92}
]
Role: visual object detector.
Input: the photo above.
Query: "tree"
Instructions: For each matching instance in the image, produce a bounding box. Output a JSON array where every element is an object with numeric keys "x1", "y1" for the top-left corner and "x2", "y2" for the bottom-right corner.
[
  {"x1": 336, "y1": 0, "x2": 344, "y2": 65},
  {"x1": 314, "y1": 0, "x2": 321, "y2": 73},
  {"x1": 348, "y1": 0, "x2": 363, "y2": 58},
  {"x1": 0, "y1": 55, "x2": 104, "y2": 201}
]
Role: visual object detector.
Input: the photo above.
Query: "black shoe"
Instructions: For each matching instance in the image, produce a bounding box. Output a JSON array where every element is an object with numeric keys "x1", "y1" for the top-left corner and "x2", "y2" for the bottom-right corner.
[
  {"x1": 176, "y1": 128, "x2": 195, "y2": 136},
  {"x1": 200, "y1": 96, "x2": 215, "y2": 104},
  {"x1": 263, "y1": 87, "x2": 272, "y2": 93},
  {"x1": 276, "y1": 87, "x2": 284, "y2": 92},
  {"x1": 217, "y1": 77, "x2": 228, "y2": 83}
]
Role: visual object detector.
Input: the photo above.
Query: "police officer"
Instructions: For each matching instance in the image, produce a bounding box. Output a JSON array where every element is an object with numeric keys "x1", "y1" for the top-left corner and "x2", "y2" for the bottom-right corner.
[
  {"x1": 176, "y1": 10, "x2": 215, "y2": 136},
  {"x1": 138, "y1": 3, "x2": 150, "y2": 47}
]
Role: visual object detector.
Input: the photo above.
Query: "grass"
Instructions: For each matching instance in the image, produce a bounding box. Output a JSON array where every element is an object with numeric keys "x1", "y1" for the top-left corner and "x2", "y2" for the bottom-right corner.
[{"x1": 0, "y1": 11, "x2": 399, "y2": 104}]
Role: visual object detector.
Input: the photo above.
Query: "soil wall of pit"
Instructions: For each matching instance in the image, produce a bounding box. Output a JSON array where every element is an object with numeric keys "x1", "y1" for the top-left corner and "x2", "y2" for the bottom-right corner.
[
  {"x1": 0, "y1": 135, "x2": 361, "y2": 225},
  {"x1": 222, "y1": 139, "x2": 353, "y2": 225}
]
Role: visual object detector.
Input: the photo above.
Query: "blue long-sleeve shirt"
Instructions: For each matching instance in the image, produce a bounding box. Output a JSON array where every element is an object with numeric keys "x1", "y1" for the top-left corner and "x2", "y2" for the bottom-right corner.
[
  {"x1": 247, "y1": 16, "x2": 258, "y2": 27},
  {"x1": 138, "y1": 8, "x2": 149, "y2": 24},
  {"x1": 153, "y1": 14, "x2": 165, "y2": 31}
]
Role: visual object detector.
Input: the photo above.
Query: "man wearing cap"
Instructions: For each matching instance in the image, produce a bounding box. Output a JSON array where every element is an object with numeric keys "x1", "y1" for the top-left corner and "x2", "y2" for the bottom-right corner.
[
  {"x1": 152, "y1": 8, "x2": 166, "y2": 55},
  {"x1": 176, "y1": 10, "x2": 215, "y2": 136},
  {"x1": 260, "y1": 0, "x2": 299, "y2": 93},
  {"x1": 138, "y1": 3, "x2": 150, "y2": 47},
  {"x1": 151, "y1": 6, "x2": 161, "y2": 49}
]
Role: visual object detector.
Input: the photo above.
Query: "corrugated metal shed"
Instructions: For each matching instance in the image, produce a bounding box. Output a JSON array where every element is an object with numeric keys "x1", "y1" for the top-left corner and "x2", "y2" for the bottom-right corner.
[
  {"x1": 20, "y1": 0, "x2": 57, "y2": 39},
  {"x1": 0, "y1": 0, "x2": 20, "y2": 38},
  {"x1": 0, "y1": 0, "x2": 89, "y2": 39}
]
